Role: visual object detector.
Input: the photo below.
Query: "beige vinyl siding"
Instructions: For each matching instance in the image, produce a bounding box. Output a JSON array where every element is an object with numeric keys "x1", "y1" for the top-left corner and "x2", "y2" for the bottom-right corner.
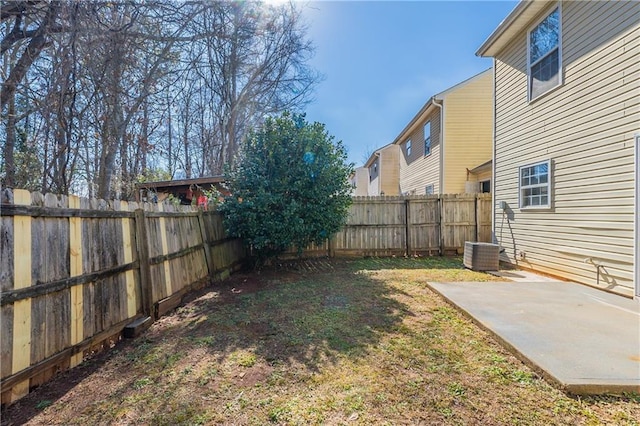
[
  {"x1": 441, "y1": 71, "x2": 494, "y2": 194},
  {"x1": 493, "y1": 0, "x2": 639, "y2": 296},
  {"x1": 380, "y1": 145, "x2": 400, "y2": 195},
  {"x1": 352, "y1": 167, "x2": 369, "y2": 196},
  {"x1": 399, "y1": 111, "x2": 441, "y2": 195}
]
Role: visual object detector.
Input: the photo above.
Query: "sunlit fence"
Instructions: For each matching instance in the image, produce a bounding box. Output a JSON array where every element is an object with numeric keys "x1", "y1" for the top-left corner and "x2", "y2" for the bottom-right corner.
[
  {"x1": 284, "y1": 194, "x2": 492, "y2": 258},
  {"x1": 0, "y1": 189, "x2": 245, "y2": 405}
]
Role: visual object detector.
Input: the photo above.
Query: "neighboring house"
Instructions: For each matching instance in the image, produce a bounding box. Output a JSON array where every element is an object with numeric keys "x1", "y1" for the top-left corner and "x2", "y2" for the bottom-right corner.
[
  {"x1": 349, "y1": 167, "x2": 369, "y2": 196},
  {"x1": 364, "y1": 144, "x2": 400, "y2": 196},
  {"x1": 394, "y1": 69, "x2": 493, "y2": 195},
  {"x1": 477, "y1": 0, "x2": 639, "y2": 297}
]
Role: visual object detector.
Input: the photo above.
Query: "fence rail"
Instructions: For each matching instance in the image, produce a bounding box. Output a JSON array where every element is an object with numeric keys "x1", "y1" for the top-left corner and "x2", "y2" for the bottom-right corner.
[{"x1": 0, "y1": 189, "x2": 245, "y2": 405}]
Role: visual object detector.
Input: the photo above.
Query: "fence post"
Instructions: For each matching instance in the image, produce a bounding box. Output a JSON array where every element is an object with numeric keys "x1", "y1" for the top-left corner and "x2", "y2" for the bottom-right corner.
[
  {"x1": 405, "y1": 198, "x2": 412, "y2": 256},
  {"x1": 134, "y1": 209, "x2": 154, "y2": 320},
  {"x1": 68, "y1": 195, "x2": 84, "y2": 368},
  {"x1": 120, "y1": 201, "x2": 137, "y2": 319},
  {"x1": 474, "y1": 195, "x2": 479, "y2": 243},
  {"x1": 157, "y1": 203, "x2": 172, "y2": 299},
  {"x1": 197, "y1": 210, "x2": 214, "y2": 277},
  {"x1": 438, "y1": 195, "x2": 444, "y2": 255},
  {"x1": 328, "y1": 236, "x2": 336, "y2": 258}
]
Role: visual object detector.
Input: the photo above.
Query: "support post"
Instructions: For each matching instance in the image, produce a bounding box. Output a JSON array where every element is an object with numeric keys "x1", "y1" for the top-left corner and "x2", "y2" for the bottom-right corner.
[
  {"x1": 474, "y1": 195, "x2": 479, "y2": 243},
  {"x1": 120, "y1": 201, "x2": 137, "y2": 318},
  {"x1": 439, "y1": 196, "x2": 444, "y2": 255},
  {"x1": 68, "y1": 195, "x2": 83, "y2": 367},
  {"x1": 157, "y1": 203, "x2": 172, "y2": 298},
  {"x1": 197, "y1": 210, "x2": 214, "y2": 277},
  {"x1": 405, "y1": 198, "x2": 412, "y2": 256},
  {"x1": 134, "y1": 209, "x2": 154, "y2": 320}
]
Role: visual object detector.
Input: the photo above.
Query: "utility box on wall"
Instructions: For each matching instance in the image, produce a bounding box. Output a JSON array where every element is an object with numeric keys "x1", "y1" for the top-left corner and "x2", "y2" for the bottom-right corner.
[{"x1": 463, "y1": 241, "x2": 499, "y2": 271}]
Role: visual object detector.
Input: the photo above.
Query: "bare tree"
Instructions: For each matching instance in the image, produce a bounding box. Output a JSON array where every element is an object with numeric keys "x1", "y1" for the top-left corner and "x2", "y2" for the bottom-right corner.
[{"x1": 2, "y1": 1, "x2": 320, "y2": 197}]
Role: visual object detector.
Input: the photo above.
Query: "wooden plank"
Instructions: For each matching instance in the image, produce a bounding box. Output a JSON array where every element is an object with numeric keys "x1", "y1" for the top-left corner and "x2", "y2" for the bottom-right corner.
[
  {"x1": 69, "y1": 195, "x2": 83, "y2": 367},
  {"x1": 1, "y1": 313, "x2": 141, "y2": 394},
  {"x1": 1, "y1": 262, "x2": 139, "y2": 306},
  {"x1": 134, "y1": 209, "x2": 154, "y2": 319},
  {"x1": 0, "y1": 204, "x2": 134, "y2": 218},
  {"x1": 157, "y1": 204, "x2": 173, "y2": 297},
  {"x1": 123, "y1": 316, "x2": 152, "y2": 339},
  {"x1": 1, "y1": 304, "x2": 13, "y2": 381},
  {"x1": 197, "y1": 211, "x2": 213, "y2": 277},
  {"x1": 405, "y1": 199, "x2": 412, "y2": 254},
  {"x1": 11, "y1": 189, "x2": 31, "y2": 402},
  {"x1": 0, "y1": 209, "x2": 13, "y2": 292},
  {"x1": 148, "y1": 243, "x2": 209, "y2": 265},
  {"x1": 82, "y1": 281, "x2": 95, "y2": 340},
  {"x1": 120, "y1": 201, "x2": 137, "y2": 319}
]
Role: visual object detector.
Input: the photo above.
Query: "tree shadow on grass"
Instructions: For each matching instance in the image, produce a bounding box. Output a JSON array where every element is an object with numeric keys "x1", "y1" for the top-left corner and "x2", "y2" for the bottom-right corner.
[
  {"x1": 171, "y1": 258, "x2": 416, "y2": 370},
  {"x1": 1, "y1": 258, "x2": 414, "y2": 425},
  {"x1": 0, "y1": 257, "x2": 489, "y2": 425}
]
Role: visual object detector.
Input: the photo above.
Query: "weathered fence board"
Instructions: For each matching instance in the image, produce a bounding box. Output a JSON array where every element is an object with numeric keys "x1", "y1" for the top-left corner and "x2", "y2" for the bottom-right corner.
[
  {"x1": 0, "y1": 190, "x2": 246, "y2": 406},
  {"x1": 298, "y1": 194, "x2": 492, "y2": 258}
]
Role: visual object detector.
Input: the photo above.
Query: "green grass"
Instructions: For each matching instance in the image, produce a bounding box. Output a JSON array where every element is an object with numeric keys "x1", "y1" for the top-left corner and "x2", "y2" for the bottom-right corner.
[{"x1": 4, "y1": 257, "x2": 639, "y2": 425}]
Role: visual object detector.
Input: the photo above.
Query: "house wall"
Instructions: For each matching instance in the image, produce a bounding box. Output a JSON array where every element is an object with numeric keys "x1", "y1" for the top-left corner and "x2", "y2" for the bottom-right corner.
[
  {"x1": 492, "y1": 0, "x2": 640, "y2": 296},
  {"x1": 399, "y1": 110, "x2": 441, "y2": 194},
  {"x1": 380, "y1": 145, "x2": 400, "y2": 195},
  {"x1": 368, "y1": 158, "x2": 380, "y2": 196},
  {"x1": 352, "y1": 167, "x2": 369, "y2": 196},
  {"x1": 474, "y1": 169, "x2": 492, "y2": 183},
  {"x1": 442, "y1": 70, "x2": 494, "y2": 194}
]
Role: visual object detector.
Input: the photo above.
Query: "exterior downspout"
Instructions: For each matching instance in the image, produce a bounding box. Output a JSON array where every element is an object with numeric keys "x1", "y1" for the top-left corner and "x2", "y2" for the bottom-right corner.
[
  {"x1": 375, "y1": 151, "x2": 381, "y2": 195},
  {"x1": 491, "y1": 60, "x2": 497, "y2": 245},
  {"x1": 431, "y1": 97, "x2": 444, "y2": 193}
]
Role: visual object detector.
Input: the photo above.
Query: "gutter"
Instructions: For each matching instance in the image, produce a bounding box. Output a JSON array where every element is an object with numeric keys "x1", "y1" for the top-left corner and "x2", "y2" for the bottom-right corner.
[
  {"x1": 491, "y1": 60, "x2": 497, "y2": 243},
  {"x1": 375, "y1": 151, "x2": 381, "y2": 195}
]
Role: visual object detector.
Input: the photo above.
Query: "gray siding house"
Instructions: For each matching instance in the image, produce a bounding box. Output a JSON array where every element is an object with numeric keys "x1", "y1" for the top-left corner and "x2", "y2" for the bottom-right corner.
[{"x1": 477, "y1": 0, "x2": 639, "y2": 297}]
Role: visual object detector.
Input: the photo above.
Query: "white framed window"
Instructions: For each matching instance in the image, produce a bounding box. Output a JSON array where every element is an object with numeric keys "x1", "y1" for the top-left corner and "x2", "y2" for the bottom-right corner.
[
  {"x1": 528, "y1": 6, "x2": 561, "y2": 101},
  {"x1": 424, "y1": 121, "x2": 431, "y2": 156},
  {"x1": 406, "y1": 139, "x2": 412, "y2": 156},
  {"x1": 425, "y1": 184, "x2": 434, "y2": 195},
  {"x1": 519, "y1": 160, "x2": 551, "y2": 208}
]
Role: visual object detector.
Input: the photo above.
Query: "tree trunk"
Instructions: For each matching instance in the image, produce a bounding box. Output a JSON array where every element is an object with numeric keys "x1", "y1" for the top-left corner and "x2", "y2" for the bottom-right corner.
[{"x1": 3, "y1": 91, "x2": 16, "y2": 188}]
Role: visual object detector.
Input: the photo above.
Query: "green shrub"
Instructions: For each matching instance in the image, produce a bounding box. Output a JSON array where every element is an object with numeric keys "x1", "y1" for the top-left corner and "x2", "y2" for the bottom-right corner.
[{"x1": 220, "y1": 112, "x2": 353, "y2": 263}]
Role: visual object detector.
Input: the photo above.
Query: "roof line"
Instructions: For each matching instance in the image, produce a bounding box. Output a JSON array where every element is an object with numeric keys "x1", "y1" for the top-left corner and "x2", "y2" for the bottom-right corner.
[
  {"x1": 392, "y1": 68, "x2": 492, "y2": 146},
  {"x1": 136, "y1": 175, "x2": 226, "y2": 189},
  {"x1": 476, "y1": 0, "x2": 531, "y2": 57}
]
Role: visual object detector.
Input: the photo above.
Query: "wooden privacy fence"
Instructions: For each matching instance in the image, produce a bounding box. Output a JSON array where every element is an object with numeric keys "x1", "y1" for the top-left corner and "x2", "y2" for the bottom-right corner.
[
  {"x1": 1, "y1": 191, "x2": 490, "y2": 404},
  {"x1": 0, "y1": 189, "x2": 245, "y2": 405},
  {"x1": 289, "y1": 194, "x2": 492, "y2": 258}
]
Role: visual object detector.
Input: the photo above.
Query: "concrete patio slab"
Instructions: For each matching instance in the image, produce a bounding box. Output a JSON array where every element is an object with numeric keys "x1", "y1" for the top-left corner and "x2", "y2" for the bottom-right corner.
[{"x1": 427, "y1": 280, "x2": 640, "y2": 395}]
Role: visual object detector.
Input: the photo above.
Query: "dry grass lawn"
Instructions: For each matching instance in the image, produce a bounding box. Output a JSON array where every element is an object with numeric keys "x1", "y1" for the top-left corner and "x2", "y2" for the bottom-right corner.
[{"x1": 2, "y1": 257, "x2": 639, "y2": 425}]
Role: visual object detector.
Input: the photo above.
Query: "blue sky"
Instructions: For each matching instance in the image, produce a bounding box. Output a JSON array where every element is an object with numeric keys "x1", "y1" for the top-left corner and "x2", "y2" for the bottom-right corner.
[{"x1": 300, "y1": 1, "x2": 518, "y2": 166}]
